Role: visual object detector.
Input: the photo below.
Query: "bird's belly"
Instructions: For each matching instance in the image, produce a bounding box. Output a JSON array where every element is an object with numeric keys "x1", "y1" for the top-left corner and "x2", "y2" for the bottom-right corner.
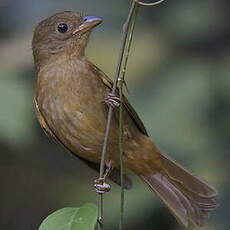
[
  {"x1": 38, "y1": 94, "x2": 162, "y2": 173},
  {"x1": 42, "y1": 96, "x2": 110, "y2": 163}
]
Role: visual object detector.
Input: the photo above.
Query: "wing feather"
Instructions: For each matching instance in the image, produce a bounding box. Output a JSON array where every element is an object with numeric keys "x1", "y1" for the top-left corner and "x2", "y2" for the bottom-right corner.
[{"x1": 90, "y1": 62, "x2": 148, "y2": 136}]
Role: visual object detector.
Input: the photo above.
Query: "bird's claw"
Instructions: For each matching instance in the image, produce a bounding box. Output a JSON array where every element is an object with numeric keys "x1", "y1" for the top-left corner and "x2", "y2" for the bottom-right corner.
[
  {"x1": 94, "y1": 178, "x2": 111, "y2": 194},
  {"x1": 97, "y1": 217, "x2": 103, "y2": 226},
  {"x1": 104, "y1": 93, "x2": 120, "y2": 108}
]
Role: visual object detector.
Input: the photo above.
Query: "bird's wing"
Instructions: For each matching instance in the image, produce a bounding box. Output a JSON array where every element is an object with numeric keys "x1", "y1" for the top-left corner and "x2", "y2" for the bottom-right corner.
[
  {"x1": 34, "y1": 97, "x2": 132, "y2": 189},
  {"x1": 90, "y1": 63, "x2": 149, "y2": 136}
]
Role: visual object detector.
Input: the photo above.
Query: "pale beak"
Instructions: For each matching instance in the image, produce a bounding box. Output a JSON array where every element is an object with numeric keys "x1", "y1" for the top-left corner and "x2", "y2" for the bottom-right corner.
[{"x1": 73, "y1": 16, "x2": 103, "y2": 35}]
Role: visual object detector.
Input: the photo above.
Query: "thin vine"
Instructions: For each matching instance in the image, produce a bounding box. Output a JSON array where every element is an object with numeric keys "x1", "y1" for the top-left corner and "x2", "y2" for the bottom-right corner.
[
  {"x1": 118, "y1": 3, "x2": 140, "y2": 230},
  {"x1": 97, "y1": 1, "x2": 166, "y2": 230}
]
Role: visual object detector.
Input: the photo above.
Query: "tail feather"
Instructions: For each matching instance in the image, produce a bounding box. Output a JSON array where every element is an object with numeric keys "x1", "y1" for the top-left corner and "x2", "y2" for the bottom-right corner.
[
  {"x1": 140, "y1": 152, "x2": 218, "y2": 227},
  {"x1": 141, "y1": 173, "x2": 192, "y2": 227},
  {"x1": 160, "y1": 151, "x2": 217, "y2": 198}
]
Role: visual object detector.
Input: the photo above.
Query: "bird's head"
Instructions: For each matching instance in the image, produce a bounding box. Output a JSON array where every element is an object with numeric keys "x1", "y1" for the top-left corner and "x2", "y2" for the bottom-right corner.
[{"x1": 32, "y1": 11, "x2": 102, "y2": 66}]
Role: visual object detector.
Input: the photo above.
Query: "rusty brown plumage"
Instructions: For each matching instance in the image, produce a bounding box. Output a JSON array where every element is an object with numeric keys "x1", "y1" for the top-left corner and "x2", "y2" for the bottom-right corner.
[{"x1": 32, "y1": 11, "x2": 218, "y2": 227}]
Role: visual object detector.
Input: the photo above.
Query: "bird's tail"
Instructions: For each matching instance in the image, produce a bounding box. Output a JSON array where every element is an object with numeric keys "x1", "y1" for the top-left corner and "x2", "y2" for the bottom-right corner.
[{"x1": 140, "y1": 151, "x2": 218, "y2": 227}]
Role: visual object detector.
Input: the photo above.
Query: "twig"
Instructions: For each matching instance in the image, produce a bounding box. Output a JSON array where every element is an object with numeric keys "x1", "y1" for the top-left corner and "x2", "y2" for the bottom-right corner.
[
  {"x1": 98, "y1": 0, "x2": 136, "y2": 181},
  {"x1": 119, "y1": 3, "x2": 140, "y2": 230},
  {"x1": 118, "y1": 2, "x2": 165, "y2": 228},
  {"x1": 97, "y1": 1, "x2": 138, "y2": 229},
  {"x1": 97, "y1": 0, "x2": 166, "y2": 229}
]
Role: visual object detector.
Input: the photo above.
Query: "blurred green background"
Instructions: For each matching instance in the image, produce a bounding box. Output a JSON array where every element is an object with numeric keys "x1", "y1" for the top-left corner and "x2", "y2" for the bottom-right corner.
[{"x1": 0, "y1": 0, "x2": 229, "y2": 229}]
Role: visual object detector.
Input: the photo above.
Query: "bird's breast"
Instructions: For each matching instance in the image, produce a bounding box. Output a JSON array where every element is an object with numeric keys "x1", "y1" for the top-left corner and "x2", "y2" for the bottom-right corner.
[{"x1": 35, "y1": 62, "x2": 112, "y2": 162}]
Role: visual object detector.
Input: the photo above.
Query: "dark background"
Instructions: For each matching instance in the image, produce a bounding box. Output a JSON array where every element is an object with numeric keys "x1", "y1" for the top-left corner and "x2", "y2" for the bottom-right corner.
[{"x1": 0, "y1": 0, "x2": 229, "y2": 229}]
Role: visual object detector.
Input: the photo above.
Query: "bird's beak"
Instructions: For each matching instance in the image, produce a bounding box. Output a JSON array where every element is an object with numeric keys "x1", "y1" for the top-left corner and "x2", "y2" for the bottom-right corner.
[{"x1": 73, "y1": 16, "x2": 103, "y2": 36}]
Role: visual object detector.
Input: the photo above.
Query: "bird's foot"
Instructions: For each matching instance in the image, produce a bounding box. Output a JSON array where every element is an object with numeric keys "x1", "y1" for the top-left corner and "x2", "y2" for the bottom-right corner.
[
  {"x1": 94, "y1": 161, "x2": 114, "y2": 194},
  {"x1": 97, "y1": 217, "x2": 103, "y2": 226},
  {"x1": 104, "y1": 93, "x2": 120, "y2": 108},
  {"x1": 94, "y1": 178, "x2": 111, "y2": 194}
]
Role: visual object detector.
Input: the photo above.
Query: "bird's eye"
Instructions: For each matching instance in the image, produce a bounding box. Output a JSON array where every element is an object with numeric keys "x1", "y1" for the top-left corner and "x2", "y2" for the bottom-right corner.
[{"x1": 57, "y1": 23, "x2": 68, "y2": 33}]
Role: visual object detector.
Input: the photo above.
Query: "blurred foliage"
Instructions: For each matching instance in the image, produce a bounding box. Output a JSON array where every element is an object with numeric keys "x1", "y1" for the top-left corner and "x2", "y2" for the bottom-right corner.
[{"x1": 0, "y1": 0, "x2": 229, "y2": 230}]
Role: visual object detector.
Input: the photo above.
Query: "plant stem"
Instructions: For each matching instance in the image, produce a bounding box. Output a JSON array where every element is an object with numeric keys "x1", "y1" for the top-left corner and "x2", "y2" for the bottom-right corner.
[
  {"x1": 97, "y1": 0, "x2": 165, "y2": 229},
  {"x1": 97, "y1": 1, "x2": 139, "y2": 229},
  {"x1": 119, "y1": 3, "x2": 140, "y2": 230}
]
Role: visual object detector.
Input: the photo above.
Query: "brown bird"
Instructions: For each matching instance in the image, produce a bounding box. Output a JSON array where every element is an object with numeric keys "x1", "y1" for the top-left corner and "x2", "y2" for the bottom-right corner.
[{"x1": 32, "y1": 11, "x2": 218, "y2": 227}]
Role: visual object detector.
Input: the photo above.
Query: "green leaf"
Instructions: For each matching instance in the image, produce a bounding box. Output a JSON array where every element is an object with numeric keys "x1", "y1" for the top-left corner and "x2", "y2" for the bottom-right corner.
[{"x1": 39, "y1": 203, "x2": 98, "y2": 230}]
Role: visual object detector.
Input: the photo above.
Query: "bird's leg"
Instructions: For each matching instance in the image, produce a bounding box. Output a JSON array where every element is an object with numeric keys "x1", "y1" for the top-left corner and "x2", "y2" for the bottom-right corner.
[
  {"x1": 94, "y1": 161, "x2": 114, "y2": 194},
  {"x1": 104, "y1": 93, "x2": 121, "y2": 108}
]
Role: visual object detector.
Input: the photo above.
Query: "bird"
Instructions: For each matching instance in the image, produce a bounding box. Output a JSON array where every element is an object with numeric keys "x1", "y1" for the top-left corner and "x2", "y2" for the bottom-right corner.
[{"x1": 32, "y1": 11, "x2": 218, "y2": 227}]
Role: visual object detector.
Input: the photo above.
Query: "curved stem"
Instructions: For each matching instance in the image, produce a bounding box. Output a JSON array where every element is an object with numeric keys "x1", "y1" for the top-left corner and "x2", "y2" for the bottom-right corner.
[{"x1": 138, "y1": 0, "x2": 165, "y2": 6}]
